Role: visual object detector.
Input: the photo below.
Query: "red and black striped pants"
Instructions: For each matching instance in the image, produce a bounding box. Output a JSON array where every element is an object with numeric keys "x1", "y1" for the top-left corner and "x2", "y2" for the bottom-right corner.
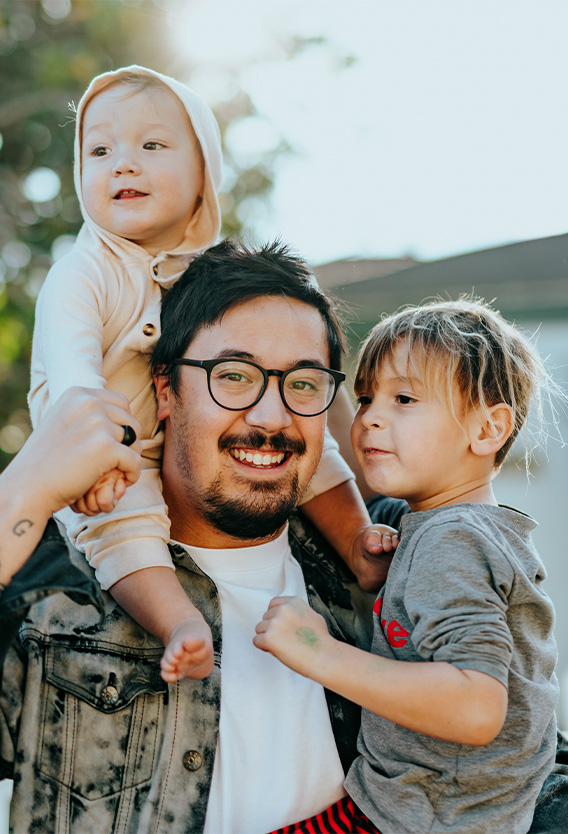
[{"x1": 268, "y1": 796, "x2": 381, "y2": 834}]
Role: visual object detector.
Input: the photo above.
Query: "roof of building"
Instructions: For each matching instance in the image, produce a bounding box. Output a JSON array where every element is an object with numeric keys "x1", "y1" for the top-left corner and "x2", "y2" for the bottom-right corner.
[{"x1": 313, "y1": 234, "x2": 568, "y2": 336}]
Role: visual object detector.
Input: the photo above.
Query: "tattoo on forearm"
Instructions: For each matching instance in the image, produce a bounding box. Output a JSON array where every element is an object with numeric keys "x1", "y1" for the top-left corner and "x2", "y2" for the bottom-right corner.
[{"x1": 13, "y1": 519, "x2": 34, "y2": 537}]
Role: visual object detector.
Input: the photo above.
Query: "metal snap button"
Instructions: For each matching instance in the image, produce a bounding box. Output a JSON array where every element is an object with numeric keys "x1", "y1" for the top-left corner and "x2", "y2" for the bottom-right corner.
[
  {"x1": 142, "y1": 323, "x2": 155, "y2": 337},
  {"x1": 183, "y1": 750, "x2": 203, "y2": 772},
  {"x1": 101, "y1": 684, "x2": 119, "y2": 706}
]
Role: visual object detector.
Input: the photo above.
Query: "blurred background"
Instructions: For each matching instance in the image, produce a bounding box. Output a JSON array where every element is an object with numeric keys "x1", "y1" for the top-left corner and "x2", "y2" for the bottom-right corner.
[{"x1": 0, "y1": 0, "x2": 567, "y2": 823}]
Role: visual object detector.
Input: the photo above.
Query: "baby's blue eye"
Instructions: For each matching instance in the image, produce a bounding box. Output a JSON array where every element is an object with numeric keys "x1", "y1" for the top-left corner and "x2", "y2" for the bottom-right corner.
[
  {"x1": 91, "y1": 146, "x2": 109, "y2": 157},
  {"x1": 356, "y1": 395, "x2": 372, "y2": 407},
  {"x1": 143, "y1": 142, "x2": 162, "y2": 150},
  {"x1": 396, "y1": 395, "x2": 415, "y2": 405}
]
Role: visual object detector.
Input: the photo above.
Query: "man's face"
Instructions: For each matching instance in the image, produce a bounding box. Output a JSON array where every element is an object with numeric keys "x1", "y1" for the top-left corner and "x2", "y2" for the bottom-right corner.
[{"x1": 155, "y1": 295, "x2": 331, "y2": 547}]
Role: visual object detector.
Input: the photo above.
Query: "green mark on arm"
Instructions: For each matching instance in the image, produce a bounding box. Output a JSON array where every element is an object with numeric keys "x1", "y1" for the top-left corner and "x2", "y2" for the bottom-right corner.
[{"x1": 296, "y1": 626, "x2": 320, "y2": 649}]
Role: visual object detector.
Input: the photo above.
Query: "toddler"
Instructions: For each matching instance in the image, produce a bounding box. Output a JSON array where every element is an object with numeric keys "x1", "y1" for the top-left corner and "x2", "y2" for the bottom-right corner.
[
  {"x1": 256, "y1": 298, "x2": 560, "y2": 834},
  {"x1": 30, "y1": 65, "x2": 393, "y2": 683}
]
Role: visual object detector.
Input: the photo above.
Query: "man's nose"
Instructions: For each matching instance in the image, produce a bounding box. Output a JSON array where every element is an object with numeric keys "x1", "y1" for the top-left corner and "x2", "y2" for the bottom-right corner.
[{"x1": 244, "y1": 378, "x2": 293, "y2": 432}]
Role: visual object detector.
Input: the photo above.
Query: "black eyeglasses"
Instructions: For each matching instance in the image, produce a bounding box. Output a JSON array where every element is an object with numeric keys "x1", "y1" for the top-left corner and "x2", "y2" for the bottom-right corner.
[{"x1": 171, "y1": 357, "x2": 345, "y2": 417}]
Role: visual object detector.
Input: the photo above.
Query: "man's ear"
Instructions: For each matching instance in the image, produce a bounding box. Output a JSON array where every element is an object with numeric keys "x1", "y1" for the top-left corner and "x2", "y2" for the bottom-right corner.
[
  {"x1": 468, "y1": 403, "x2": 514, "y2": 458},
  {"x1": 154, "y1": 374, "x2": 173, "y2": 421}
]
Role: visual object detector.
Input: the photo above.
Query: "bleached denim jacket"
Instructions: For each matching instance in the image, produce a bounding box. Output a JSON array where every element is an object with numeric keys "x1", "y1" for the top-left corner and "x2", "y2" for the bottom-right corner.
[{"x1": 0, "y1": 515, "x2": 362, "y2": 834}]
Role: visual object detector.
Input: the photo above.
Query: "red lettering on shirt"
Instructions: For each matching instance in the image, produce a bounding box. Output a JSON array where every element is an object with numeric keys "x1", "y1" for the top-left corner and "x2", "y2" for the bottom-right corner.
[
  {"x1": 373, "y1": 598, "x2": 409, "y2": 647},
  {"x1": 386, "y1": 620, "x2": 409, "y2": 647},
  {"x1": 373, "y1": 597, "x2": 387, "y2": 631}
]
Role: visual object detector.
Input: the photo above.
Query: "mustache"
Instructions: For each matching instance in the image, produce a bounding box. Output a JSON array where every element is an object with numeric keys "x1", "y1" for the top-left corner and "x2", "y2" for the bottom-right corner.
[{"x1": 219, "y1": 430, "x2": 306, "y2": 456}]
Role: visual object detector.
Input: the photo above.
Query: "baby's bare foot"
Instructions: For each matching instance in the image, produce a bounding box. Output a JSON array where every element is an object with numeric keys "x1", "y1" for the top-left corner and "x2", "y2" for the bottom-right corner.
[{"x1": 160, "y1": 617, "x2": 214, "y2": 682}]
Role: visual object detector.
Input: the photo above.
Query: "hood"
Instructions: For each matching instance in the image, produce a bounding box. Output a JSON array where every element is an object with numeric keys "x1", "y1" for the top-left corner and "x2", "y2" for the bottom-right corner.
[{"x1": 73, "y1": 64, "x2": 222, "y2": 266}]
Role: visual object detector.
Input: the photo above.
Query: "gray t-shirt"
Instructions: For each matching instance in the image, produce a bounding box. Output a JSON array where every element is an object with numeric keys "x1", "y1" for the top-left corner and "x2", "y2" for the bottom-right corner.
[{"x1": 345, "y1": 503, "x2": 558, "y2": 834}]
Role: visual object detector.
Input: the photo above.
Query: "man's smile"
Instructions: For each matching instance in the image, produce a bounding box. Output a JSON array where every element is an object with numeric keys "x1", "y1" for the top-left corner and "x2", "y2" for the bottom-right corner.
[
  {"x1": 219, "y1": 430, "x2": 306, "y2": 470},
  {"x1": 229, "y1": 448, "x2": 288, "y2": 468}
]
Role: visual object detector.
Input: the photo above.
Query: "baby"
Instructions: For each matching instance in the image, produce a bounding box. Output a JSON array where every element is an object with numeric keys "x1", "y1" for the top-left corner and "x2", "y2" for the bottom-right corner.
[
  {"x1": 256, "y1": 298, "x2": 560, "y2": 834},
  {"x1": 30, "y1": 65, "x2": 393, "y2": 682}
]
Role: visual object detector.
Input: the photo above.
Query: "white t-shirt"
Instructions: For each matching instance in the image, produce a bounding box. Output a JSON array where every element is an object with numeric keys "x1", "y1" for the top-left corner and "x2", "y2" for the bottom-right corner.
[{"x1": 178, "y1": 525, "x2": 346, "y2": 834}]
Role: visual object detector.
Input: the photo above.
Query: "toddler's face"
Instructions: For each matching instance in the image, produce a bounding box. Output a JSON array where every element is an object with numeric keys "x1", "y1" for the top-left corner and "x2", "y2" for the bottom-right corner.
[
  {"x1": 81, "y1": 84, "x2": 203, "y2": 254},
  {"x1": 351, "y1": 341, "x2": 474, "y2": 510}
]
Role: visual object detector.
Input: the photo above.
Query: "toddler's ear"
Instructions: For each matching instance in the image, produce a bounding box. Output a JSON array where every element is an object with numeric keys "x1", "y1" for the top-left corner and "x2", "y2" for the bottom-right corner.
[{"x1": 469, "y1": 403, "x2": 514, "y2": 458}]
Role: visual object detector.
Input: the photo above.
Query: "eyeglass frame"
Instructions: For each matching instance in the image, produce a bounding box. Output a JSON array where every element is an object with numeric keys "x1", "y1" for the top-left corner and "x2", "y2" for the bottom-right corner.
[{"x1": 171, "y1": 357, "x2": 346, "y2": 417}]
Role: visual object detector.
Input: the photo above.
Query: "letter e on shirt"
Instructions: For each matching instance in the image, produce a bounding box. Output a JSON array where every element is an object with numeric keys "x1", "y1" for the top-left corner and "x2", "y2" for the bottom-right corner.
[{"x1": 373, "y1": 597, "x2": 409, "y2": 648}]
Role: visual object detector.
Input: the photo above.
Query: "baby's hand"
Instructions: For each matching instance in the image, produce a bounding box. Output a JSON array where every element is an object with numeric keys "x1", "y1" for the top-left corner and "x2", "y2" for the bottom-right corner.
[
  {"x1": 350, "y1": 524, "x2": 399, "y2": 592},
  {"x1": 70, "y1": 468, "x2": 127, "y2": 516}
]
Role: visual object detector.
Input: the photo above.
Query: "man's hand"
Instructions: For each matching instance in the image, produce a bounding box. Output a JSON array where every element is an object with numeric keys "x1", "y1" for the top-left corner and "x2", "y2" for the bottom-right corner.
[
  {"x1": 349, "y1": 523, "x2": 399, "y2": 592},
  {"x1": 253, "y1": 596, "x2": 336, "y2": 681},
  {"x1": 0, "y1": 387, "x2": 142, "y2": 589},
  {"x1": 39, "y1": 387, "x2": 142, "y2": 516}
]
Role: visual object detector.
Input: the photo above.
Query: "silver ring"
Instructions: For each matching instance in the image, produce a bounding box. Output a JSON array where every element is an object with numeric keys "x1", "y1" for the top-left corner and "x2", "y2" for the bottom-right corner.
[{"x1": 121, "y1": 425, "x2": 137, "y2": 447}]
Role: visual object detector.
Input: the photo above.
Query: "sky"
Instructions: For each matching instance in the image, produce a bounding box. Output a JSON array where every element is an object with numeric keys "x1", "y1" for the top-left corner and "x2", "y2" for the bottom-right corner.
[{"x1": 162, "y1": 0, "x2": 568, "y2": 266}]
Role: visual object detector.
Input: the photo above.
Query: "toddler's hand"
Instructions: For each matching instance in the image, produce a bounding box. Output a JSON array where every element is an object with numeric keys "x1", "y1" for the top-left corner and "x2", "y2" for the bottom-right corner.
[
  {"x1": 71, "y1": 468, "x2": 127, "y2": 516},
  {"x1": 350, "y1": 524, "x2": 399, "y2": 592},
  {"x1": 254, "y1": 595, "x2": 332, "y2": 677}
]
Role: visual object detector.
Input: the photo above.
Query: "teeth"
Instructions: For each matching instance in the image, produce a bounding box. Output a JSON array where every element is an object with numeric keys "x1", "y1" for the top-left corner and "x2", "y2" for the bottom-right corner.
[{"x1": 230, "y1": 449, "x2": 285, "y2": 467}]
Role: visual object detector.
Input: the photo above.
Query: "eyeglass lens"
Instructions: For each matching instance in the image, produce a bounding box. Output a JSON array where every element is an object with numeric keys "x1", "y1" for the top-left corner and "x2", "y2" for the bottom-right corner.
[{"x1": 209, "y1": 360, "x2": 336, "y2": 415}]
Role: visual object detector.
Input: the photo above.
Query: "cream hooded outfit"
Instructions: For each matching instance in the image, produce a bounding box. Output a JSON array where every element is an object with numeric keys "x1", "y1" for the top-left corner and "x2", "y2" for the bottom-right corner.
[{"x1": 29, "y1": 65, "x2": 353, "y2": 590}]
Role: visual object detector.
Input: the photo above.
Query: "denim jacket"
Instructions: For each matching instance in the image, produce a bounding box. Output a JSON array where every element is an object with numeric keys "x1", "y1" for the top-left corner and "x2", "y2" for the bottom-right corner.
[{"x1": 0, "y1": 515, "x2": 362, "y2": 834}]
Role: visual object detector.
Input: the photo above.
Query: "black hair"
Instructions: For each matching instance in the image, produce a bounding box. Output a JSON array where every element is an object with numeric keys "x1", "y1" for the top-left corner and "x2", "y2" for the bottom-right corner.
[{"x1": 151, "y1": 238, "x2": 346, "y2": 393}]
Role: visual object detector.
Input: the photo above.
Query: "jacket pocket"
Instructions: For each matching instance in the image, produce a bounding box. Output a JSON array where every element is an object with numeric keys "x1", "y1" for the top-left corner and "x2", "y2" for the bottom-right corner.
[{"x1": 38, "y1": 643, "x2": 166, "y2": 800}]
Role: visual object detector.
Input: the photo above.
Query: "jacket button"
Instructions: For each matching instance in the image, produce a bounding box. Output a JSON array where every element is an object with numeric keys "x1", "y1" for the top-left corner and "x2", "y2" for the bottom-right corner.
[
  {"x1": 142, "y1": 323, "x2": 155, "y2": 337},
  {"x1": 183, "y1": 750, "x2": 203, "y2": 772},
  {"x1": 101, "y1": 685, "x2": 119, "y2": 706}
]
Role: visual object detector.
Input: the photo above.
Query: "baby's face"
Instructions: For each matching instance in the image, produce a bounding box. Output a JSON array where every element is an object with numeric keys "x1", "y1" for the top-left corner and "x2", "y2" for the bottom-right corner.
[{"x1": 81, "y1": 84, "x2": 203, "y2": 254}]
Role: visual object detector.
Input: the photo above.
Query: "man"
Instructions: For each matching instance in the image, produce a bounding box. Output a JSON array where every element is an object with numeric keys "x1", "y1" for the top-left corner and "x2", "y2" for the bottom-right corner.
[{"x1": 0, "y1": 239, "x2": 372, "y2": 834}]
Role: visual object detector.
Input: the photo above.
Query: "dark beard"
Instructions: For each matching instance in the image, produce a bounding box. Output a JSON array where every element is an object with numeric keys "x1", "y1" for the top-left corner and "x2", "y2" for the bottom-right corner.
[
  {"x1": 207, "y1": 430, "x2": 306, "y2": 539},
  {"x1": 203, "y1": 472, "x2": 303, "y2": 541}
]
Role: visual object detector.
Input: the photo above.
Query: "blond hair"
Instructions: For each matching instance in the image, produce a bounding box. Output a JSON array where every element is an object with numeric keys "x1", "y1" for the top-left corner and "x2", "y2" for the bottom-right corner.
[{"x1": 354, "y1": 296, "x2": 562, "y2": 469}]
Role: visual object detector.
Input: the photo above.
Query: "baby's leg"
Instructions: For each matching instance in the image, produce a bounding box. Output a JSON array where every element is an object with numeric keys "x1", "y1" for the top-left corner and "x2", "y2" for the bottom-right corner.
[
  {"x1": 161, "y1": 618, "x2": 216, "y2": 682},
  {"x1": 110, "y1": 566, "x2": 214, "y2": 682}
]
